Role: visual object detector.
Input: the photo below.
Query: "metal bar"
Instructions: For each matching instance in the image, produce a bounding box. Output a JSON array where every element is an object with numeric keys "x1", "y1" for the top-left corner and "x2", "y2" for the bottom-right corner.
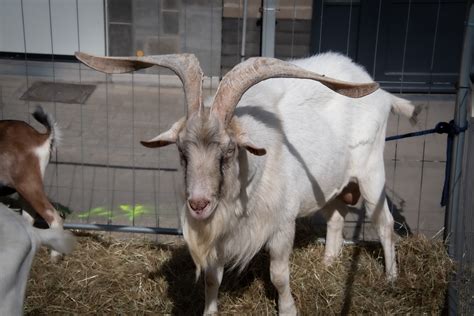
[
  {"x1": 316, "y1": 237, "x2": 379, "y2": 247},
  {"x1": 241, "y1": 0, "x2": 248, "y2": 62},
  {"x1": 446, "y1": 4, "x2": 473, "y2": 254},
  {"x1": 445, "y1": 2, "x2": 474, "y2": 314},
  {"x1": 132, "y1": 64, "x2": 136, "y2": 227},
  {"x1": 75, "y1": 0, "x2": 86, "y2": 226},
  {"x1": 261, "y1": 0, "x2": 276, "y2": 57},
  {"x1": 19, "y1": 0, "x2": 31, "y2": 124},
  {"x1": 64, "y1": 223, "x2": 182, "y2": 235},
  {"x1": 385, "y1": 128, "x2": 438, "y2": 141},
  {"x1": 47, "y1": 0, "x2": 60, "y2": 210},
  {"x1": 62, "y1": 222, "x2": 380, "y2": 246},
  {"x1": 290, "y1": 0, "x2": 296, "y2": 58},
  {"x1": 318, "y1": 0, "x2": 324, "y2": 53},
  {"x1": 371, "y1": 0, "x2": 382, "y2": 78},
  {"x1": 155, "y1": 0, "x2": 162, "y2": 233},
  {"x1": 416, "y1": 0, "x2": 442, "y2": 233},
  {"x1": 346, "y1": 0, "x2": 353, "y2": 55},
  {"x1": 104, "y1": 0, "x2": 109, "y2": 56},
  {"x1": 50, "y1": 161, "x2": 177, "y2": 172}
]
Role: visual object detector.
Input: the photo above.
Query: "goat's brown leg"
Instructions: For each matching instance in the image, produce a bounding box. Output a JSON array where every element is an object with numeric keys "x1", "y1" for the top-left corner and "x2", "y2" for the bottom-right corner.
[
  {"x1": 12, "y1": 165, "x2": 64, "y2": 261},
  {"x1": 14, "y1": 177, "x2": 62, "y2": 227}
]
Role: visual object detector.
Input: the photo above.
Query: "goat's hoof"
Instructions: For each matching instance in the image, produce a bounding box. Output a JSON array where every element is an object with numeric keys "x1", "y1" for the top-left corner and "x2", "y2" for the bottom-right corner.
[
  {"x1": 50, "y1": 250, "x2": 64, "y2": 263},
  {"x1": 323, "y1": 255, "x2": 335, "y2": 266},
  {"x1": 279, "y1": 300, "x2": 297, "y2": 316},
  {"x1": 386, "y1": 271, "x2": 398, "y2": 284},
  {"x1": 279, "y1": 306, "x2": 297, "y2": 316}
]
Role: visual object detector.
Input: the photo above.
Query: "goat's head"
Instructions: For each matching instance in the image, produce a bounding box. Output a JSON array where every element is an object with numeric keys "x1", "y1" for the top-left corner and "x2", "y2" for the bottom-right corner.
[{"x1": 76, "y1": 52, "x2": 379, "y2": 221}]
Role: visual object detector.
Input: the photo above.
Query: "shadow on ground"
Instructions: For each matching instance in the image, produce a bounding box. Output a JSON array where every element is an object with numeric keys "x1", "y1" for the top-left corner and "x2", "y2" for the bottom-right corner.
[{"x1": 154, "y1": 214, "x2": 389, "y2": 315}]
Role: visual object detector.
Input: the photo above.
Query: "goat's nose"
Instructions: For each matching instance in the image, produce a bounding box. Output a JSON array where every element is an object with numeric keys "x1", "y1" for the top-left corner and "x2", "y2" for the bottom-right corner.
[{"x1": 188, "y1": 198, "x2": 210, "y2": 212}]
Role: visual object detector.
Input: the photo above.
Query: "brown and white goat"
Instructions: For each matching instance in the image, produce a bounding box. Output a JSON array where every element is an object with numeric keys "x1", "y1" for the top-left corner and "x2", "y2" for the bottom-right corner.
[
  {"x1": 0, "y1": 106, "x2": 64, "y2": 260},
  {"x1": 76, "y1": 52, "x2": 417, "y2": 315}
]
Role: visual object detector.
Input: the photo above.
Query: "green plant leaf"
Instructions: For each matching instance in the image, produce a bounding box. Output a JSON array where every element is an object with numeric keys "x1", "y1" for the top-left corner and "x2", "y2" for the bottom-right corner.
[{"x1": 76, "y1": 206, "x2": 112, "y2": 219}]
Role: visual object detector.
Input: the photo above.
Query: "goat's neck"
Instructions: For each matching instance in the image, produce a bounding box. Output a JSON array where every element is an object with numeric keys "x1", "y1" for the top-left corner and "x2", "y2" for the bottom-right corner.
[{"x1": 182, "y1": 167, "x2": 243, "y2": 272}]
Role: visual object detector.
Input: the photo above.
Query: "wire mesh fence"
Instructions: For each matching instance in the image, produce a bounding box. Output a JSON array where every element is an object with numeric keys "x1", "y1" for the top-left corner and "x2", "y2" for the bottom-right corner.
[
  {"x1": 0, "y1": 1, "x2": 466, "y2": 234},
  {"x1": 0, "y1": 0, "x2": 222, "y2": 235}
]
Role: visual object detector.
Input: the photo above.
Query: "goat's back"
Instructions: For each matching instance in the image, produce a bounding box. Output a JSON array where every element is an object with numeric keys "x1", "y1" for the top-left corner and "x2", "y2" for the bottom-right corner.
[
  {"x1": 0, "y1": 120, "x2": 50, "y2": 149},
  {"x1": 291, "y1": 52, "x2": 373, "y2": 83},
  {"x1": 234, "y1": 52, "x2": 394, "y2": 214}
]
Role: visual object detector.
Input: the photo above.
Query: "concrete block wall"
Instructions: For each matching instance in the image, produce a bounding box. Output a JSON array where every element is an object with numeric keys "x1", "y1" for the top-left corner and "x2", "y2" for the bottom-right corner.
[
  {"x1": 107, "y1": 0, "x2": 222, "y2": 77},
  {"x1": 221, "y1": 0, "x2": 313, "y2": 74}
]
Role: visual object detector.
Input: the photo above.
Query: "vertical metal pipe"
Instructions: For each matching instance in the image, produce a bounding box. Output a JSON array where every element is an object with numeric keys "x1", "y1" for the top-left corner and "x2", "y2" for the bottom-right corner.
[
  {"x1": 20, "y1": 0, "x2": 31, "y2": 123},
  {"x1": 104, "y1": 0, "x2": 109, "y2": 55},
  {"x1": 445, "y1": 2, "x2": 474, "y2": 314},
  {"x1": 261, "y1": 0, "x2": 276, "y2": 57},
  {"x1": 241, "y1": 0, "x2": 248, "y2": 62},
  {"x1": 446, "y1": 2, "x2": 473, "y2": 256}
]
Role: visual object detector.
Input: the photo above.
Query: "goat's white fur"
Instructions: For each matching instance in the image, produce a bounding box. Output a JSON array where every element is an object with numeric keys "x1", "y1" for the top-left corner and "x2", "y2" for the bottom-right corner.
[
  {"x1": 35, "y1": 141, "x2": 51, "y2": 179},
  {"x1": 173, "y1": 52, "x2": 417, "y2": 315}
]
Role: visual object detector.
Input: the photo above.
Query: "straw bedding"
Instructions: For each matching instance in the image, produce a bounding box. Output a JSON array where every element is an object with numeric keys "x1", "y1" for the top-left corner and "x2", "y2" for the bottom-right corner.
[{"x1": 24, "y1": 227, "x2": 454, "y2": 315}]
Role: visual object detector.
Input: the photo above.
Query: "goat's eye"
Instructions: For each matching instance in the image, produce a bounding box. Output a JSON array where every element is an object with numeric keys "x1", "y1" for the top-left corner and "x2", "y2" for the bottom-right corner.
[
  {"x1": 224, "y1": 146, "x2": 235, "y2": 158},
  {"x1": 177, "y1": 147, "x2": 187, "y2": 165}
]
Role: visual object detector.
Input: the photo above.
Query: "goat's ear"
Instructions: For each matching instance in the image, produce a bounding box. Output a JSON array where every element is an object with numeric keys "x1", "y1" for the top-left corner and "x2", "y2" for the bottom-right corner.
[
  {"x1": 240, "y1": 141, "x2": 267, "y2": 156},
  {"x1": 140, "y1": 117, "x2": 185, "y2": 148},
  {"x1": 228, "y1": 118, "x2": 266, "y2": 156},
  {"x1": 229, "y1": 119, "x2": 266, "y2": 156}
]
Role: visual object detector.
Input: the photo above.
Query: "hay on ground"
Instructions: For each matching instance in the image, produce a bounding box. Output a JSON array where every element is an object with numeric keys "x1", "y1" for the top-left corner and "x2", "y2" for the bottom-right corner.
[{"x1": 25, "y1": 231, "x2": 454, "y2": 315}]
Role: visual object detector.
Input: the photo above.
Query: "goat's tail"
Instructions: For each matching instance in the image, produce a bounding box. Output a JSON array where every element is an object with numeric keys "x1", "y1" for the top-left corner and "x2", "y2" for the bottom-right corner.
[
  {"x1": 390, "y1": 95, "x2": 421, "y2": 125},
  {"x1": 32, "y1": 105, "x2": 61, "y2": 149},
  {"x1": 34, "y1": 228, "x2": 76, "y2": 255}
]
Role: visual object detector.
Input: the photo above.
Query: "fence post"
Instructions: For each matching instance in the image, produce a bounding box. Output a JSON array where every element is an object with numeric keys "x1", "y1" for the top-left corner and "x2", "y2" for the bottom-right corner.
[
  {"x1": 445, "y1": 1, "x2": 474, "y2": 314},
  {"x1": 241, "y1": 0, "x2": 249, "y2": 62},
  {"x1": 261, "y1": 0, "x2": 276, "y2": 57}
]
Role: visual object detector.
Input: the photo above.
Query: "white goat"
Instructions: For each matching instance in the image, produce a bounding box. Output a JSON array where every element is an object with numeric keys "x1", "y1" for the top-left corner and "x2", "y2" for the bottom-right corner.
[
  {"x1": 76, "y1": 51, "x2": 417, "y2": 315},
  {"x1": 0, "y1": 106, "x2": 64, "y2": 261},
  {"x1": 0, "y1": 203, "x2": 75, "y2": 315}
]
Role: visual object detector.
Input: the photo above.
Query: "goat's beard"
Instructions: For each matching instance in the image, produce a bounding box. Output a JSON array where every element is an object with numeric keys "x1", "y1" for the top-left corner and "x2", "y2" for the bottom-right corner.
[
  {"x1": 182, "y1": 203, "x2": 223, "y2": 280},
  {"x1": 181, "y1": 170, "x2": 242, "y2": 280}
]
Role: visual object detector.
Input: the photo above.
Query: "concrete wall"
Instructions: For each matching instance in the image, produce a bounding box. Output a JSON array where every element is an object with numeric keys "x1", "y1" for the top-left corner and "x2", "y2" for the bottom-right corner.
[
  {"x1": 221, "y1": 0, "x2": 313, "y2": 74},
  {"x1": 108, "y1": 0, "x2": 222, "y2": 77},
  {"x1": 0, "y1": 0, "x2": 105, "y2": 55}
]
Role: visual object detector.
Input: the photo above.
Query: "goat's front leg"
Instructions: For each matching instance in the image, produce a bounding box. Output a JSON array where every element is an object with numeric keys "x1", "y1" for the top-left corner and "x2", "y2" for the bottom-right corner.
[
  {"x1": 268, "y1": 225, "x2": 297, "y2": 316},
  {"x1": 13, "y1": 170, "x2": 64, "y2": 262},
  {"x1": 204, "y1": 263, "x2": 223, "y2": 315}
]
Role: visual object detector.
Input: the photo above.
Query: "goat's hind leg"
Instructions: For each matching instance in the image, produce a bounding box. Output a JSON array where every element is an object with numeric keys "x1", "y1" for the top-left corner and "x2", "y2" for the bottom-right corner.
[
  {"x1": 13, "y1": 172, "x2": 64, "y2": 262},
  {"x1": 321, "y1": 200, "x2": 348, "y2": 266},
  {"x1": 358, "y1": 171, "x2": 397, "y2": 280}
]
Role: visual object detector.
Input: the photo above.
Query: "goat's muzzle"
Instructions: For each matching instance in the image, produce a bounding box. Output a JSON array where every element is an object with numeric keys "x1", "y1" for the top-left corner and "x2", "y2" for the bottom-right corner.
[{"x1": 188, "y1": 197, "x2": 212, "y2": 220}]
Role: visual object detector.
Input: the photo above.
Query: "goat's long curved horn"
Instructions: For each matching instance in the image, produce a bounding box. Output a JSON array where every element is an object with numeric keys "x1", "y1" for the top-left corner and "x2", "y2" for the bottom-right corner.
[
  {"x1": 75, "y1": 52, "x2": 203, "y2": 115},
  {"x1": 210, "y1": 57, "x2": 379, "y2": 125}
]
